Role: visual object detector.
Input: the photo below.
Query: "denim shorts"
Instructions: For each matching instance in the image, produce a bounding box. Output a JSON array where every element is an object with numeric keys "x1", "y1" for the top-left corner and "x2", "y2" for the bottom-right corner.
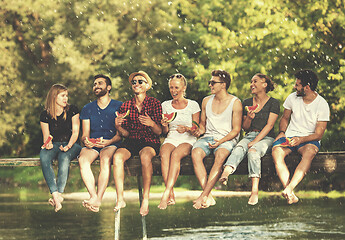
[
  {"x1": 272, "y1": 137, "x2": 320, "y2": 151},
  {"x1": 192, "y1": 136, "x2": 237, "y2": 156}
]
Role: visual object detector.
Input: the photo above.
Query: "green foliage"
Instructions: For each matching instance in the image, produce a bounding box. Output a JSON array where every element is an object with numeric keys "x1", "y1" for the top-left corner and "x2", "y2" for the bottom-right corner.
[{"x1": 1, "y1": 0, "x2": 345, "y2": 157}]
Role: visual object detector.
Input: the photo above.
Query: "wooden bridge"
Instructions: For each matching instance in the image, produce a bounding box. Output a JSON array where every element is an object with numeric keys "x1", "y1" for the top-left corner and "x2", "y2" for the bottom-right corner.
[
  {"x1": 1, "y1": 151, "x2": 344, "y2": 240},
  {"x1": 1, "y1": 151, "x2": 344, "y2": 175}
]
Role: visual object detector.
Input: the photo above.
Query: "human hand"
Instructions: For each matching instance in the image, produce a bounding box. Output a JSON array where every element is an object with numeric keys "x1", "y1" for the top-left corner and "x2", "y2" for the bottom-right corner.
[
  {"x1": 139, "y1": 112, "x2": 154, "y2": 127},
  {"x1": 275, "y1": 132, "x2": 286, "y2": 141},
  {"x1": 208, "y1": 139, "x2": 221, "y2": 149},
  {"x1": 247, "y1": 110, "x2": 256, "y2": 120},
  {"x1": 45, "y1": 142, "x2": 53, "y2": 150},
  {"x1": 59, "y1": 145, "x2": 71, "y2": 152},
  {"x1": 247, "y1": 140, "x2": 257, "y2": 148},
  {"x1": 161, "y1": 116, "x2": 169, "y2": 127},
  {"x1": 115, "y1": 117, "x2": 125, "y2": 128},
  {"x1": 177, "y1": 125, "x2": 188, "y2": 134},
  {"x1": 93, "y1": 138, "x2": 111, "y2": 148},
  {"x1": 289, "y1": 136, "x2": 302, "y2": 147}
]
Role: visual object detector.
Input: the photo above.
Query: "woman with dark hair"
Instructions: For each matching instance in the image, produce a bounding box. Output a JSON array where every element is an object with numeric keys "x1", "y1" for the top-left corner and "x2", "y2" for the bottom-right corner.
[
  {"x1": 40, "y1": 84, "x2": 81, "y2": 212},
  {"x1": 219, "y1": 73, "x2": 279, "y2": 205}
]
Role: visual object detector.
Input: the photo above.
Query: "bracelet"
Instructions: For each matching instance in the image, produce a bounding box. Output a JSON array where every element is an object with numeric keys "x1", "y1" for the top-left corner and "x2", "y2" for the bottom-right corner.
[{"x1": 279, "y1": 130, "x2": 285, "y2": 134}]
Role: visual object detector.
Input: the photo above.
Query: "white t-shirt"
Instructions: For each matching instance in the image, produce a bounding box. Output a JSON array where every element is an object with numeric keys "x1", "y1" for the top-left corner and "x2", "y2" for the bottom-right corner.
[
  {"x1": 162, "y1": 99, "x2": 201, "y2": 143},
  {"x1": 284, "y1": 92, "x2": 330, "y2": 137}
]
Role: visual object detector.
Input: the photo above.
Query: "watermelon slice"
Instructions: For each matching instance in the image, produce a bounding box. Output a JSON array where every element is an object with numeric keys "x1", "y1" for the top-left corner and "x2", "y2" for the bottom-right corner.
[
  {"x1": 190, "y1": 121, "x2": 199, "y2": 131},
  {"x1": 162, "y1": 112, "x2": 177, "y2": 123},
  {"x1": 277, "y1": 137, "x2": 292, "y2": 147},
  {"x1": 85, "y1": 137, "x2": 103, "y2": 144},
  {"x1": 245, "y1": 104, "x2": 260, "y2": 113},
  {"x1": 115, "y1": 110, "x2": 130, "y2": 119},
  {"x1": 41, "y1": 135, "x2": 53, "y2": 149}
]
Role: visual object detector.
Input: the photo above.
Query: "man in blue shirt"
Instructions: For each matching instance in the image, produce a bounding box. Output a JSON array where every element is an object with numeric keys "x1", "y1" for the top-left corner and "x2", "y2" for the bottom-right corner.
[{"x1": 79, "y1": 74, "x2": 123, "y2": 212}]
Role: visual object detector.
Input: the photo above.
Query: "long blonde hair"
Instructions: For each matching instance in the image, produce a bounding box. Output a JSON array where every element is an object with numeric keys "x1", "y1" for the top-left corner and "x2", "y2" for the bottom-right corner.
[{"x1": 45, "y1": 84, "x2": 69, "y2": 120}]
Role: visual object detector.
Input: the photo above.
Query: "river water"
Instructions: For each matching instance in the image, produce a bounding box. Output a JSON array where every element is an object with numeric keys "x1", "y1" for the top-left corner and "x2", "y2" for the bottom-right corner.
[{"x1": 0, "y1": 193, "x2": 344, "y2": 239}]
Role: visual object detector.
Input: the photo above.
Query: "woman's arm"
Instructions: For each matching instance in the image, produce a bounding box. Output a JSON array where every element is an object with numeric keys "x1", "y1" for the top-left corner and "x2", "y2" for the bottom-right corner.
[{"x1": 40, "y1": 121, "x2": 53, "y2": 149}]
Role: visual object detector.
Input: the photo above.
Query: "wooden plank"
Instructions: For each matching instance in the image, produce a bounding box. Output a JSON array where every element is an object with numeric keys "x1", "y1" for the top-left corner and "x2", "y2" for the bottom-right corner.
[{"x1": 1, "y1": 151, "x2": 345, "y2": 174}]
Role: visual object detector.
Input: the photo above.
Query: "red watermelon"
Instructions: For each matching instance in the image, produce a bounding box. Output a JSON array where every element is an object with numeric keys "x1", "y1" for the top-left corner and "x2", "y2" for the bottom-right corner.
[
  {"x1": 41, "y1": 135, "x2": 53, "y2": 149},
  {"x1": 245, "y1": 104, "x2": 260, "y2": 113},
  {"x1": 162, "y1": 112, "x2": 177, "y2": 123}
]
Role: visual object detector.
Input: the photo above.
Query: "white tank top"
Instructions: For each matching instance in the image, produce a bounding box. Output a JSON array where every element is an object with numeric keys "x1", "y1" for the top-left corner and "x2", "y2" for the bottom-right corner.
[{"x1": 204, "y1": 95, "x2": 239, "y2": 142}]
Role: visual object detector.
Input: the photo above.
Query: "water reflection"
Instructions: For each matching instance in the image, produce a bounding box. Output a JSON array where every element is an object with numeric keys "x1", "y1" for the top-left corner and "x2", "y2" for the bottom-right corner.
[{"x1": 0, "y1": 194, "x2": 344, "y2": 239}]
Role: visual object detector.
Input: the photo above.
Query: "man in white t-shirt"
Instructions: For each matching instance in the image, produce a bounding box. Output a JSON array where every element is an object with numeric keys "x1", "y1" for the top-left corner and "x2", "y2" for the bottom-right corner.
[
  {"x1": 272, "y1": 70, "x2": 330, "y2": 204},
  {"x1": 191, "y1": 70, "x2": 242, "y2": 209}
]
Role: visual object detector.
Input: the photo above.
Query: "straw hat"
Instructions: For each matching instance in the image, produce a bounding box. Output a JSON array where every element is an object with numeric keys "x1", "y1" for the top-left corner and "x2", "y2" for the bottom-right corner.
[{"x1": 128, "y1": 71, "x2": 152, "y2": 89}]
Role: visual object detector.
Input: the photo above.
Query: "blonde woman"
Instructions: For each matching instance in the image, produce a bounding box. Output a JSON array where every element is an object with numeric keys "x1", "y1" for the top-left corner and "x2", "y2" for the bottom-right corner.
[
  {"x1": 158, "y1": 74, "x2": 200, "y2": 210},
  {"x1": 40, "y1": 84, "x2": 81, "y2": 212}
]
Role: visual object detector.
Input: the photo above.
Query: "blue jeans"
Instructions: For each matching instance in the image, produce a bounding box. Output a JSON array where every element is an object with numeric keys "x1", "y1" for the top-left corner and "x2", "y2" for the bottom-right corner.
[
  {"x1": 40, "y1": 142, "x2": 81, "y2": 193},
  {"x1": 224, "y1": 132, "x2": 274, "y2": 178}
]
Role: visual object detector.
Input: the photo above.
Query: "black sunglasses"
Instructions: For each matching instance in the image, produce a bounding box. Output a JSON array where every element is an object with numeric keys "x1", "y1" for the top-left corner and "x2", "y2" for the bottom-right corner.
[
  {"x1": 131, "y1": 79, "x2": 147, "y2": 85},
  {"x1": 169, "y1": 74, "x2": 183, "y2": 79},
  {"x1": 208, "y1": 80, "x2": 224, "y2": 86}
]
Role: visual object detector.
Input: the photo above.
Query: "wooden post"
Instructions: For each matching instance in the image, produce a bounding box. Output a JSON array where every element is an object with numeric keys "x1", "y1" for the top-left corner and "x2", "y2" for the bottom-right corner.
[
  {"x1": 137, "y1": 176, "x2": 147, "y2": 240},
  {"x1": 114, "y1": 210, "x2": 120, "y2": 240}
]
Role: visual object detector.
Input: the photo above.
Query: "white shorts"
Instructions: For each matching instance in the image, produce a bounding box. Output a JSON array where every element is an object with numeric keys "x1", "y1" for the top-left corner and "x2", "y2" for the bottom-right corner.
[{"x1": 162, "y1": 137, "x2": 197, "y2": 148}]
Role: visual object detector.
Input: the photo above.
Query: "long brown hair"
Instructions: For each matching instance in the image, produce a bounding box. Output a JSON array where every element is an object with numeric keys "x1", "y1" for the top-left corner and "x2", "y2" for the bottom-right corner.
[{"x1": 45, "y1": 84, "x2": 69, "y2": 120}]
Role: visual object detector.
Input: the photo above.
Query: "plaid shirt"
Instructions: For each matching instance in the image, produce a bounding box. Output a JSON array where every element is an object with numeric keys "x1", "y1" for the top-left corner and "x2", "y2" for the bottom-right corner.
[{"x1": 119, "y1": 96, "x2": 162, "y2": 144}]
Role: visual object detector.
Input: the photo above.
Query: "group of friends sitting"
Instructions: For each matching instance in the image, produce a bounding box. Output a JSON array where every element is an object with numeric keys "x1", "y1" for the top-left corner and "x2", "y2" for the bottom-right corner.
[{"x1": 39, "y1": 69, "x2": 330, "y2": 215}]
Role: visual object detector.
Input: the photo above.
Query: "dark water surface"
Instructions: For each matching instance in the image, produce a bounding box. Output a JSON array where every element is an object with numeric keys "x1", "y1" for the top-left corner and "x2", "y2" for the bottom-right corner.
[{"x1": 0, "y1": 193, "x2": 344, "y2": 240}]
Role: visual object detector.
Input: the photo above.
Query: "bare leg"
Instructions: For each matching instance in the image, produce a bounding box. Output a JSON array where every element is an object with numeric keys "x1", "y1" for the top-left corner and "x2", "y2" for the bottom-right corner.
[
  {"x1": 113, "y1": 148, "x2": 131, "y2": 212},
  {"x1": 272, "y1": 146, "x2": 292, "y2": 191},
  {"x1": 158, "y1": 143, "x2": 192, "y2": 209},
  {"x1": 248, "y1": 177, "x2": 259, "y2": 205},
  {"x1": 159, "y1": 143, "x2": 175, "y2": 209},
  {"x1": 219, "y1": 165, "x2": 235, "y2": 185},
  {"x1": 87, "y1": 146, "x2": 117, "y2": 212},
  {"x1": 139, "y1": 147, "x2": 156, "y2": 216},
  {"x1": 52, "y1": 191, "x2": 63, "y2": 212},
  {"x1": 193, "y1": 148, "x2": 229, "y2": 209},
  {"x1": 78, "y1": 148, "x2": 99, "y2": 208},
  {"x1": 283, "y1": 144, "x2": 318, "y2": 204}
]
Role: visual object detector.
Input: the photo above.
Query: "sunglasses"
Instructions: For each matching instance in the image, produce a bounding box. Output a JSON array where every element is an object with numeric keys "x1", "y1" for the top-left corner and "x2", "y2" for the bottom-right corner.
[
  {"x1": 131, "y1": 79, "x2": 147, "y2": 85},
  {"x1": 208, "y1": 80, "x2": 224, "y2": 86},
  {"x1": 169, "y1": 74, "x2": 184, "y2": 79}
]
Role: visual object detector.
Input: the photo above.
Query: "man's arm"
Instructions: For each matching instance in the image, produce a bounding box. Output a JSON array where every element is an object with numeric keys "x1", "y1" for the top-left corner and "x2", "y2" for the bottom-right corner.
[
  {"x1": 81, "y1": 119, "x2": 94, "y2": 148},
  {"x1": 275, "y1": 108, "x2": 292, "y2": 140},
  {"x1": 290, "y1": 121, "x2": 328, "y2": 146},
  {"x1": 192, "y1": 97, "x2": 208, "y2": 137}
]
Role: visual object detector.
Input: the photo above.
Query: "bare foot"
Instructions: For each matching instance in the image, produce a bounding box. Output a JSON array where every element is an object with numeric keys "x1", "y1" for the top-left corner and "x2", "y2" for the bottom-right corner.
[
  {"x1": 248, "y1": 193, "x2": 258, "y2": 205},
  {"x1": 158, "y1": 191, "x2": 169, "y2": 210},
  {"x1": 140, "y1": 198, "x2": 149, "y2": 216},
  {"x1": 193, "y1": 195, "x2": 208, "y2": 209},
  {"x1": 167, "y1": 198, "x2": 176, "y2": 206},
  {"x1": 205, "y1": 195, "x2": 216, "y2": 207},
  {"x1": 114, "y1": 200, "x2": 126, "y2": 212},
  {"x1": 167, "y1": 190, "x2": 176, "y2": 205},
  {"x1": 219, "y1": 166, "x2": 234, "y2": 185},
  {"x1": 287, "y1": 192, "x2": 299, "y2": 205},
  {"x1": 52, "y1": 192, "x2": 63, "y2": 212},
  {"x1": 48, "y1": 198, "x2": 55, "y2": 207}
]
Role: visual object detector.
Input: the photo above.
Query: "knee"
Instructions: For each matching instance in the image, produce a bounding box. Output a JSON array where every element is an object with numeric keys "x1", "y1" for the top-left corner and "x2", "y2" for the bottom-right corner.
[
  {"x1": 170, "y1": 151, "x2": 183, "y2": 161},
  {"x1": 248, "y1": 149, "x2": 260, "y2": 161}
]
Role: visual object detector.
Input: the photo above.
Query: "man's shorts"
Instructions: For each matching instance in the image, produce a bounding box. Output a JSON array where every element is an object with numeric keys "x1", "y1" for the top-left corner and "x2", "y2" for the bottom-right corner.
[
  {"x1": 272, "y1": 137, "x2": 320, "y2": 151},
  {"x1": 118, "y1": 138, "x2": 160, "y2": 156},
  {"x1": 83, "y1": 143, "x2": 118, "y2": 154},
  {"x1": 192, "y1": 136, "x2": 237, "y2": 156}
]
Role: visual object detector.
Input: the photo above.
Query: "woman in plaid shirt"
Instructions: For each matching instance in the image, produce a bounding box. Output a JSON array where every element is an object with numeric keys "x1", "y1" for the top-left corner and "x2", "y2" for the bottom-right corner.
[{"x1": 113, "y1": 71, "x2": 162, "y2": 216}]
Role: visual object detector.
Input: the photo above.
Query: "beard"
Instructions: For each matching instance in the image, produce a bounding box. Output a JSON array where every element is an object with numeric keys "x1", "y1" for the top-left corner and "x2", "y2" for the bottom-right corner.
[
  {"x1": 296, "y1": 88, "x2": 306, "y2": 97},
  {"x1": 94, "y1": 88, "x2": 108, "y2": 97}
]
